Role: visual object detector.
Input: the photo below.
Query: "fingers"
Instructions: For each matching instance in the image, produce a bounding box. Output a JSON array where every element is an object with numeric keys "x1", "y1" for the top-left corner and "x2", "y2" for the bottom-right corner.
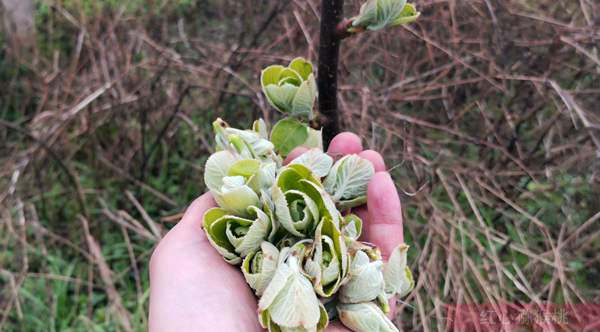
[
  {"x1": 362, "y1": 172, "x2": 404, "y2": 260},
  {"x1": 327, "y1": 132, "x2": 363, "y2": 157},
  {"x1": 358, "y1": 149, "x2": 386, "y2": 172}
]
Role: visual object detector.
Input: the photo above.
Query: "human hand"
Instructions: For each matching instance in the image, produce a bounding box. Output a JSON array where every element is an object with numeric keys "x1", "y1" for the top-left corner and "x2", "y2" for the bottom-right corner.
[{"x1": 148, "y1": 132, "x2": 405, "y2": 331}]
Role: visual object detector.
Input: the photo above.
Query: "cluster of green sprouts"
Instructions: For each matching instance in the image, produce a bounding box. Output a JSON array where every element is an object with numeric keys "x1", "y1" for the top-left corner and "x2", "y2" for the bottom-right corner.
[
  {"x1": 202, "y1": 68, "x2": 413, "y2": 332},
  {"x1": 200, "y1": 3, "x2": 419, "y2": 330}
]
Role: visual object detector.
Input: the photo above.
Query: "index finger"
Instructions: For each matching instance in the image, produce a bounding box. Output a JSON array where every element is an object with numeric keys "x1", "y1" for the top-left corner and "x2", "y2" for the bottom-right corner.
[{"x1": 359, "y1": 172, "x2": 404, "y2": 260}]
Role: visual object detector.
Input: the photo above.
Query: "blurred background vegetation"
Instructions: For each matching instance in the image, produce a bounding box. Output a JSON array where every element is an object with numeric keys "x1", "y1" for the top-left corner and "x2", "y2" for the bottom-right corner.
[{"x1": 1, "y1": 0, "x2": 599, "y2": 331}]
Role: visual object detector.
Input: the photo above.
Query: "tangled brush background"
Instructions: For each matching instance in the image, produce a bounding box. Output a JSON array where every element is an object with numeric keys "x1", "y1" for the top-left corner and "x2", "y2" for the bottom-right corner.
[{"x1": 1, "y1": 0, "x2": 598, "y2": 330}]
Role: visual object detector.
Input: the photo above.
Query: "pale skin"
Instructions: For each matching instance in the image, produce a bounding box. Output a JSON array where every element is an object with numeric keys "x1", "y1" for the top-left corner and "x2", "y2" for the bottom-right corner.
[{"x1": 149, "y1": 132, "x2": 405, "y2": 331}]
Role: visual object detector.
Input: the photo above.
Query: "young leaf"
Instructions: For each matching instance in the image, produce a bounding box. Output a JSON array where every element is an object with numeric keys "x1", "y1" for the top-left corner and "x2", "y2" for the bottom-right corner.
[
  {"x1": 204, "y1": 150, "x2": 238, "y2": 192},
  {"x1": 338, "y1": 250, "x2": 385, "y2": 303},
  {"x1": 289, "y1": 57, "x2": 313, "y2": 80},
  {"x1": 323, "y1": 155, "x2": 375, "y2": 201},
  {"x1": 242, "y1": 241, "x2": 279, "y2": 296},
  {"x1": 341, "y1": 214, "x2": 363, "y2": 240},
  {"x1": 213, "y1": 176, "x2": 260, "y2": 216},
  {"x1": 270, "y1": 118, "x2": 309, "y2": 157},
  {"x1": 291, "y1": 74, "x2": 317, "y2": 118},
  {"x1": 383, "y1": 244, "x2": 414, "y2": 298},
  {"x1": 290, "y1": 148, "x2": 333, "y2": 178},
  {"x1": 337, "y1": 302, "x2": 399, "y2": 332},
  {"x1": 391, "y1": 3, "x2": 420, "y2": 25},
  {"x1": 259, "y1": 256, "x2": 322, "y2": 331},
  {"x1": 303, "y1": 128, "x2": 323, "y2": 150},
  {"x1": 202, "y1": 208, "x2": 241, "y2": 264}
]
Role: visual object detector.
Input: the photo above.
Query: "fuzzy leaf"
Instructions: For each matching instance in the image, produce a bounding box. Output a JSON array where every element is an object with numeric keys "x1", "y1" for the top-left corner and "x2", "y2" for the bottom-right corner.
[
  {"x1": 306, "y1": 217, "x2": 349, "y2": 297},
  {"x1": 383, "y1": 244, "x2": 414, "y2": 298},
  {"x1": 290, "y1": 149, "x2": 333, "y2": 178},
  {"x1": 291, "y1": 74, "x2": 317, "y2": 119},
  {"x1": 259, "y1": 256, "x2": 321, "y2": 330},
  {"x1": 204, "y1": 150, "x2": 238, "y2": 192},
  {"x1": 337, "y1": 303, "x2": 399, "y2": 332},
  {"x1": 202, "y1": 208, "x2": 241, "y2": 264},
  {"x1": 324, "y1": 155, "x2": 375, "y2": 202},
  {"x1": 225, "y1": 206, "x2": 272, "y2": 256},
  {"x1": 242, "y1": 241, "x2": 279, "y2": 296},
  {"x1": 213, "y1": 176, "x2": 260, "y2": 216},
  {"x1": 341, "y1": 214, "x2": 363, "y2": 240},
  {"x1": 303, "y1": 128, "x2": 323, "y2": 150},
  {"x1": 339, "y1": 250, "x2": 385, "y2": 303}
]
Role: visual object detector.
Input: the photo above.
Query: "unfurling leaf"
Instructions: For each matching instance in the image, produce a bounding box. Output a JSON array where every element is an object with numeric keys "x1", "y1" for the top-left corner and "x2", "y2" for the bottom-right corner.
[
  {"x1": 213, "y1": 176, "x2": 260, "y2": 217},
  {"x1": 304, "y1": 218, "x2": 349, "y2": 297},
  {"x1": 351, "y1": 0, "x2": 420, "y2": 32},
  {"x1": 391, "y1": 2, "x2": 420, "y2": 25},
  {"x1": 323, "y1": 155, "x2": 374, "y2": 208},
  {"x1": 303, "y1": 128, "x2": 323, "y2": 151},
  {"x1": 338, "y1": 250, "x2": 385, "y2": 304},
  {"x1": 274, "y1": 164, "x2": 341, "y2": 236},
  {"x1": 213, "y1": 118, "x2": 275, "y2": 160},
  {"x1": 290, "y1": 148, "x2": 333, "y2": 178},
  {"x1": 242, "y1": 242, "x2": 279, "y2": 296},
  {"x1": 383, "y1": 244, "x2": 414, "y2": 298},
  {"x1": 337, "y1": 302, "x2": 399, "y2": 332},
  {"x1": 202, "y1": 206, "x2": 272, "y2": 264},
  {"x1": 259, "y1": 256, "x2": 328, "y2": 332},
  {"x1": 261, "y1": 58, "x2": 317, "y2": 119},
  {"x1": 341, "y1": 214, "x2": 363, "y2": 240},
  {"x1": 204, "y1": 150, "x2": 238, "y2": 192}
]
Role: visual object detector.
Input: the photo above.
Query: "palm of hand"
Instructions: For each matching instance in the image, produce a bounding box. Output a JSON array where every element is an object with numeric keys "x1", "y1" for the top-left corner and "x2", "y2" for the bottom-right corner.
[{"x1": 149, "y1": 133, "x2": 404, "y2": 331}]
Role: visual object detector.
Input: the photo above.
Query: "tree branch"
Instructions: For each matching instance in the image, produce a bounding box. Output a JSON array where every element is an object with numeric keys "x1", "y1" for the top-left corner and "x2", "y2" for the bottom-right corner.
[{"x1": 317, "y1": 0, "x2": 345, "y2": 147}]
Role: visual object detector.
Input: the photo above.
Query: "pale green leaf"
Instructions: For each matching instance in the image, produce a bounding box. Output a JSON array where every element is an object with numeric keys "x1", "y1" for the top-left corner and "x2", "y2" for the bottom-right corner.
[
  {"x1": 303, "y1": 128, "x2": 323, "y2": 150},
  {"x1": 242, "y1": 241, "x2": 279, "y2": 296},
  {"x1": 352, "y1": 0, "x2": 378, "y2": 28},
  {"x1": 265, "y1": 83, "x2": 298, "y2": 113},
  {"x1": 259, "y1": 257, "x2": 321, "y2": 330},
  {"x1": 339, "y1": 250, "x2": 385, "y2": 303},
  {"x1": 289, "y1": 149, "x2": 333, "y2": 178},
  {"x1": 226, "y1": 206, "x2": 272, "y2": 256},
  {"x1": 337, "y1": 303, "x2": 399, "y2": 332},
  {"x1": 289, "y1": 57, "x2": 313, "y2": 80},
  {"x1": 253, "y1": 118, "x2": 269, "y2": 138},
  {"x1": 204, "y1": 150, "x2": 238, "y2": 192},
  {"x1": 213, "y1": 176, "x2": 260, "y2": 216},
  {"x1": 391, "y1": 3, "x2": 420, "y2": 25},
  {"x1": 324, "y1": 155, "x2": 375, "y2": 201},
  {"x1": 261, "y1": 65, "x2": 286, "y2": 87},
  {"x1": 227, "y1": 159, "x2": 261, "y2": 178},
  {"x1": 291, "y1": 74, "x2": 316, "y2": 118},
  {"x1": 299, "y1": 179, "x2": 342, "y2": 226},
  {"x1": 337, "y1": 195, "x2": 367, "y2": 211},
  {"x1": 341, "y1": 214, "x2": 363, "y2": 240},
  {"x1": 202, "y1": 208, "x2": 241, "y2": 264},
  {"x1": 383, "y1": 244, "x2": 414, "y2": 298}
]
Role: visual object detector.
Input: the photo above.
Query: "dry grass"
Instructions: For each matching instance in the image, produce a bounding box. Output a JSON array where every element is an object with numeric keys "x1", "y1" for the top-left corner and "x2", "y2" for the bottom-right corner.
[{"x1": 1, "y1": 0, "x2": 599, "y2": 330}]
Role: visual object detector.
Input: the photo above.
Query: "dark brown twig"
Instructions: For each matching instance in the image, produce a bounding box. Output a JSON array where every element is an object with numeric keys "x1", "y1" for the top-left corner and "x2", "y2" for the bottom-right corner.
[{"x1": 317, "y1": 0, "x2": 345, "y2": 146}]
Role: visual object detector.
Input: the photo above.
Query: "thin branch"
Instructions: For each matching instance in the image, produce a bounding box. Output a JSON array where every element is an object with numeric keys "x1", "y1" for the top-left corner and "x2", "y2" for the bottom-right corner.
[{"x1": 317, "y1": 0, "x2": 345, "y2": 146}]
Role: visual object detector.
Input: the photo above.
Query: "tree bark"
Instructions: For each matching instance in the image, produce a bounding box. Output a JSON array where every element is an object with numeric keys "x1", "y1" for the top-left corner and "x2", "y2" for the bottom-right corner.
[{"x1": 317, "y1": 0, "x2": 344, "y2": 147}]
